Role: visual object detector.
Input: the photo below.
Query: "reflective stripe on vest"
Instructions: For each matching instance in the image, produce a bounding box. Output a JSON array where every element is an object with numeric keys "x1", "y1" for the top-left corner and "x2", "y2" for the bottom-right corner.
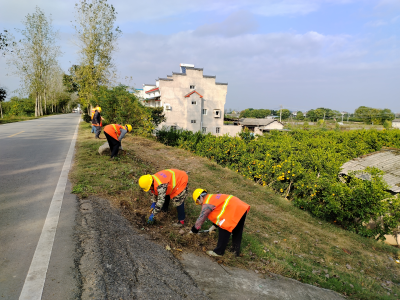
[
  {"x1": 204, "y1": 194, "x2": 234, "y2": 225},
  {"x1": 166, "y1": 169, "x2": 176, "y2": 189},
  {"x1": 216, "y1": 195, "x2": 233, "y2": 225},
  {"x1": 112, "y1": 124, "x2": 120, "y2": 139},
  {"x1": 152, "y1": 175, "x2": 162, "y2": 185},
  {"x1": 205, "y1": 194, "x2": 213, "y2": 204}
]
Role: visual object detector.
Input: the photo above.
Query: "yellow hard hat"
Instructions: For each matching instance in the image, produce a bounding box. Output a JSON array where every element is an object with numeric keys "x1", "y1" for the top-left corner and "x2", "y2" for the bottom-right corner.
[
  {"x1": 193, "y1": 188, "x2": 207, "y2": 204},
  {"x1": 125, "y1": 124, "x2": 132, "y2": 132},
  {"x1": 139, "y1": 175, "x2": 153, "y2": 192},
  {"x1": 97, "y1": 107, "x2": 102, "y2": 112}
]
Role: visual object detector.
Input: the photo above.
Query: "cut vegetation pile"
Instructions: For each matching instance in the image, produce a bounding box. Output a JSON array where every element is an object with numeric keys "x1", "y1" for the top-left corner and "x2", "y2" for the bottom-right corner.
[{"x1": 71, "y1": 123, "x2": 400, "y2": 300}]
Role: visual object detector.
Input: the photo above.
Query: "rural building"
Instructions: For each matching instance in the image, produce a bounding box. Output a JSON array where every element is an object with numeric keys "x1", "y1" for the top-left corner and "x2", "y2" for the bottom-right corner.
[
  {"x1": 141, "y1": 64, "x2": 241, "y2": 136},
  {"x1": 392, "y1": 119, "x2": 400, "y2": 129},
  {"x1": 240, "y1": 118, "x2": 284, "y2": 134},
  {"x1": 340, "y1": 149, "x2": 400, "y2": 245}
]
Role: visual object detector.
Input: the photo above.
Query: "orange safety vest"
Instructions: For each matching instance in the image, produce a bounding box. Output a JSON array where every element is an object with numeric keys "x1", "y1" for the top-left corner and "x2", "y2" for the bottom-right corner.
[
  {"x1": 151, "y1": 169, "x2": 188, "y2": 199},
  {"x1": 91, "y1": 108, "x2": 96, "y2": 120},
  {"x1": 104, "y1": 124, "x2": 123, "y2": 140},
  {"x1": 204, "y1": 194, "x2": 250, "y2": 232}
]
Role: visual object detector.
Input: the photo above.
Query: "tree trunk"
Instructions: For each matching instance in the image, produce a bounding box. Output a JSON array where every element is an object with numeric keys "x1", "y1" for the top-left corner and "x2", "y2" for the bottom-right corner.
[
  {"x1": 44, "y1": 89, "x2": 47, "y2": 115},
  {"x1": 35, "y1": 93, "x2": 38, "y2": 117},
  {"x1": 0, "y1": 102, "x2": 3, "y2": 119},
  {"x1": 39, "y1": 94, "x2": 43, "y2": 116}
]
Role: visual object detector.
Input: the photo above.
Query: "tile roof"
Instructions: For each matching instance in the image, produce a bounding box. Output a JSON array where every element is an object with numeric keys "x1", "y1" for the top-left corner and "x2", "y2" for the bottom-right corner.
[
  {"x1": 216, "y1": 82, "x2": 228, "y2": 85},
  {"x1": 185, "y1": 67, "x2": 204, "y2": 71},
  {"x1": 340, "y1": 149, "x2": 400, "y2": 193},
  {"x1": 184, "y1": 90, "x2": 203, "y2": 98},
  {"x1": 145, "y1": 96, "x2": 161, "y2": 100},
  {"x1": 240, "y1": 118, "x2": 281, "y2": 126},
  {"x1": 203, "y1": 75, "x2": 216, "y2": 78},
  {"x1": 159, "y1": 78, "x2": 173, "y2": 81},
  {"x1": 145, "y1": 87, "x2": 159, "y2": 94},
  {"x1": 172, "y1": 72, "x2": 186, "y2": 76}
]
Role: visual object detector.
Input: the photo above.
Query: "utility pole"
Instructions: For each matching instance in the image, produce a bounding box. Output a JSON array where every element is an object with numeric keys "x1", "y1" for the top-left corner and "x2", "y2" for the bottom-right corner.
[{"x1": 280, "y1": 105, "x2": 282, "y2": 122}]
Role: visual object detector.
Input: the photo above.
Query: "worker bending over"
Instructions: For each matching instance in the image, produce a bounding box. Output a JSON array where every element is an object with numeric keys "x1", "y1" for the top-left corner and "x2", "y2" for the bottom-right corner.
[
  {"x1": 92, "y1": 106, "x2": 103, "y2": 138},
  {"x1": 103, "y1": 124, "x2": 132, "y2": 159},
  {"x1": 139, "y1": 169, "x2": 188, "y2": 226},
  {"x1": 190, "y1": 189, "x2": 250, "y2": 257}
]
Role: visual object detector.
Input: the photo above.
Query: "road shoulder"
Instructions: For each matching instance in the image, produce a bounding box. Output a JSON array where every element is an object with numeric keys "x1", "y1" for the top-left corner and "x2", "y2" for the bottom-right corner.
[{"x1": 74, "y1": 195, "x2": 208, "y2": 299}]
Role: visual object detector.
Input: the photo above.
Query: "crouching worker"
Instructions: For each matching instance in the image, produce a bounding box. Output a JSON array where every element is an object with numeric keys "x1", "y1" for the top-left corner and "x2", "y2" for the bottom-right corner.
[
  {"x1": 190, "y1": 189, "x2": 250, "y2": 257},
  {"x1": 138, "y1": 169, "x2": 188, "y2": 226},
  {"x1": 103, "y1": 124, "x2": 132, "y2": 159}
]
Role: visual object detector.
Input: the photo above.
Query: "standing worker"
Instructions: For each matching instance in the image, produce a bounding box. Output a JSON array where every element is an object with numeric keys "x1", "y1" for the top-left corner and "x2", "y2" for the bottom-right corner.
[
  {"x1": 103, "y1": 124, "x2": 132, "y2": 159},
  {"x1": 91, "y1": 105, "x2": 99, "y2": 133},
  {"x1": 189, "y1": 189, "x2": 250, "y2": 257},
  {"x1": 138, "y1": 169, "x2": 188, "y2": 226},
  {"x1": 92, "y1": 106, "x2": 102, "y2": 139}
]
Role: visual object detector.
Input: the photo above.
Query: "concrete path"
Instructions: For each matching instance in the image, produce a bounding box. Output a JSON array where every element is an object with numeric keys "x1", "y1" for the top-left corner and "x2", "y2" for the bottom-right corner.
[
  {"x1": 181, "y1": 253, "x2": 345, "y2": 300},
  {"x1": 0, "y1": 114, "x2": 81, "y2": 299}
]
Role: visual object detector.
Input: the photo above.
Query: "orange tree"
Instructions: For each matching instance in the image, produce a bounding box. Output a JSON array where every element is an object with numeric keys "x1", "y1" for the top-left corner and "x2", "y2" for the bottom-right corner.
[{"x1": 156, "y1": 128, "x2": 400, "y2": 239}]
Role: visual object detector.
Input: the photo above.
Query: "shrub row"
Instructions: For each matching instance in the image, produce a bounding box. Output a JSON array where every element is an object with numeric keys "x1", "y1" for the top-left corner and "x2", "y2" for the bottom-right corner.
[{"x1": 156, "y1": 128, "x2": 400, "y2": 239}]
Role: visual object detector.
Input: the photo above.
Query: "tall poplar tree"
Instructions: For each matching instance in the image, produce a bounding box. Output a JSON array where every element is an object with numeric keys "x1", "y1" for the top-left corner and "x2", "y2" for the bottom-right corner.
[
  {"x1": 7, "y1": 7, "x2": 60, "y2": 116},
  {"x1": 73, "y1": 0, "x2": 121, "y2": 113}
]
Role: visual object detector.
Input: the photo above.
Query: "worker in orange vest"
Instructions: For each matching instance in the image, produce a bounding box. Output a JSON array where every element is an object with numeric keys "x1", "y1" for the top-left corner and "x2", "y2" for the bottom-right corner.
[
  {"x1": 92, "y1": 106, "x2": 104, "y2": 138},
  {"x1": 103, "y1": 124, "x2": 132, "y2": 158},
  {"x1": 91, "y1": 105, "x2": 99, "y2": 133},
  {"x1": 190, "y1": 189, "x2": 250, "y2": 257},
  {"x1": 138, "y1": 169, "x2": 188, "y2": 226}
]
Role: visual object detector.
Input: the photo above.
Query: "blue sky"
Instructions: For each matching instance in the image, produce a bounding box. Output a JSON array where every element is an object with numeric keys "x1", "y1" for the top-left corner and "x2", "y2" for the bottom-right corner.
[{"x1": 1, "y1": 0, "x2": 399, "y2": 113}]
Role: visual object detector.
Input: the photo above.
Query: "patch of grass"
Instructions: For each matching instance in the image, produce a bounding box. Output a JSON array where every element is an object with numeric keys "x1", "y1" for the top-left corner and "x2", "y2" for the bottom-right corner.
[
  {"x1": 0, "y1": 114, "x2": 58, "y2": 125},
  {"x1": 71, "y1": 123, "x2": 400, "y2": 300}
]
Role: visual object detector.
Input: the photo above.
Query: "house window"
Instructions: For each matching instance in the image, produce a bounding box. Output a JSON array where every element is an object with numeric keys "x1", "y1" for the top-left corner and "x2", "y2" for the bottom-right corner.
[
  {"x1": 192, "y1": 101, "x2": 197, "y2": 105},
  {"x1": 202, "y1": 109, "x2": 207, "y2": 115},
  {"x1": 171, "y1": 126, "x2": 177, "y2": 130},
  {"x1": 202, "y1": 127, "x2": 207, "y2": 133},
  {"x1": 190, "y1": 85, "x2": 195, "y2": 89},
  {"x1": 216, "y1": 127, "x2": 220, "y2": 133},
  {"x1": 214, "y1": 109, "x2": 221, "y2": 118},
  {"x1": 191, "y1": 120, "x2": 196, "y2": 123}
]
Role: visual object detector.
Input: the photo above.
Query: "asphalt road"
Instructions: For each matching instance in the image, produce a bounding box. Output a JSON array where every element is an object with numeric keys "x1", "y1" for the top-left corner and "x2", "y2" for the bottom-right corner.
[{"x1": 0, "y1": 114, "x2": 81, "y2": 300}]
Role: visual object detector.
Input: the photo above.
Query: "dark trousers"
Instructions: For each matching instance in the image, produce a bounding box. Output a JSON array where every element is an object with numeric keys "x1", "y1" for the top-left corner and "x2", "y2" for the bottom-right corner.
[
  {"x1": 104, "y1": 132, "x2": 121, "y2": 158},
  {"x1": 214, "y1": 212, "x2": 247, "y2": 256},
  {"x1": 161, "y1": 196, "x2": 185, "y2": 221}
]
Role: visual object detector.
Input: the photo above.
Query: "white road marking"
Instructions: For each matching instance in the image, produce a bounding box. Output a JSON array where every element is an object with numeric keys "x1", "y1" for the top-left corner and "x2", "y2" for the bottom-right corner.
[{"x1": 19, "y1": 118, "x2": 79, "y2": 300}]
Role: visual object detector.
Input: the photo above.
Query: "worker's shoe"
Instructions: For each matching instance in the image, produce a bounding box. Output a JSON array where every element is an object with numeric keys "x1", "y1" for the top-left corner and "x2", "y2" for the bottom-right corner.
[
  {"x1": 206, "y1": 251, "x2": 222, "y2": 257},
  {"x1": 172, "y1": 220, "x2": 184, "y2": 227}
]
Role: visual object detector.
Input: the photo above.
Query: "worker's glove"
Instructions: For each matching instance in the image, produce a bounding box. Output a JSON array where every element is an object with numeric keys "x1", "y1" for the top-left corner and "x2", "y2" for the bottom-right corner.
[
  {"x1": 208, "y1": 225, "x2": 217, "y2": 235},
  {"x1": 149, "y1": 202, "x2": 156, "y2": 213},
  {"x1": 147, "y1": 213, "x2": 155, "y2": 224},
  {"x1": 190, "y1": 225, "x2": 199, "y2": 234}
]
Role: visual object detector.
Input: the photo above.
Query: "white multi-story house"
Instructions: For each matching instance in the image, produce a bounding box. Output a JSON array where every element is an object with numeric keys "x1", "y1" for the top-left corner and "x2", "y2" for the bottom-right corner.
[{"x1": 141, "y1": 64, "x2": 241, "y2": 136}]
